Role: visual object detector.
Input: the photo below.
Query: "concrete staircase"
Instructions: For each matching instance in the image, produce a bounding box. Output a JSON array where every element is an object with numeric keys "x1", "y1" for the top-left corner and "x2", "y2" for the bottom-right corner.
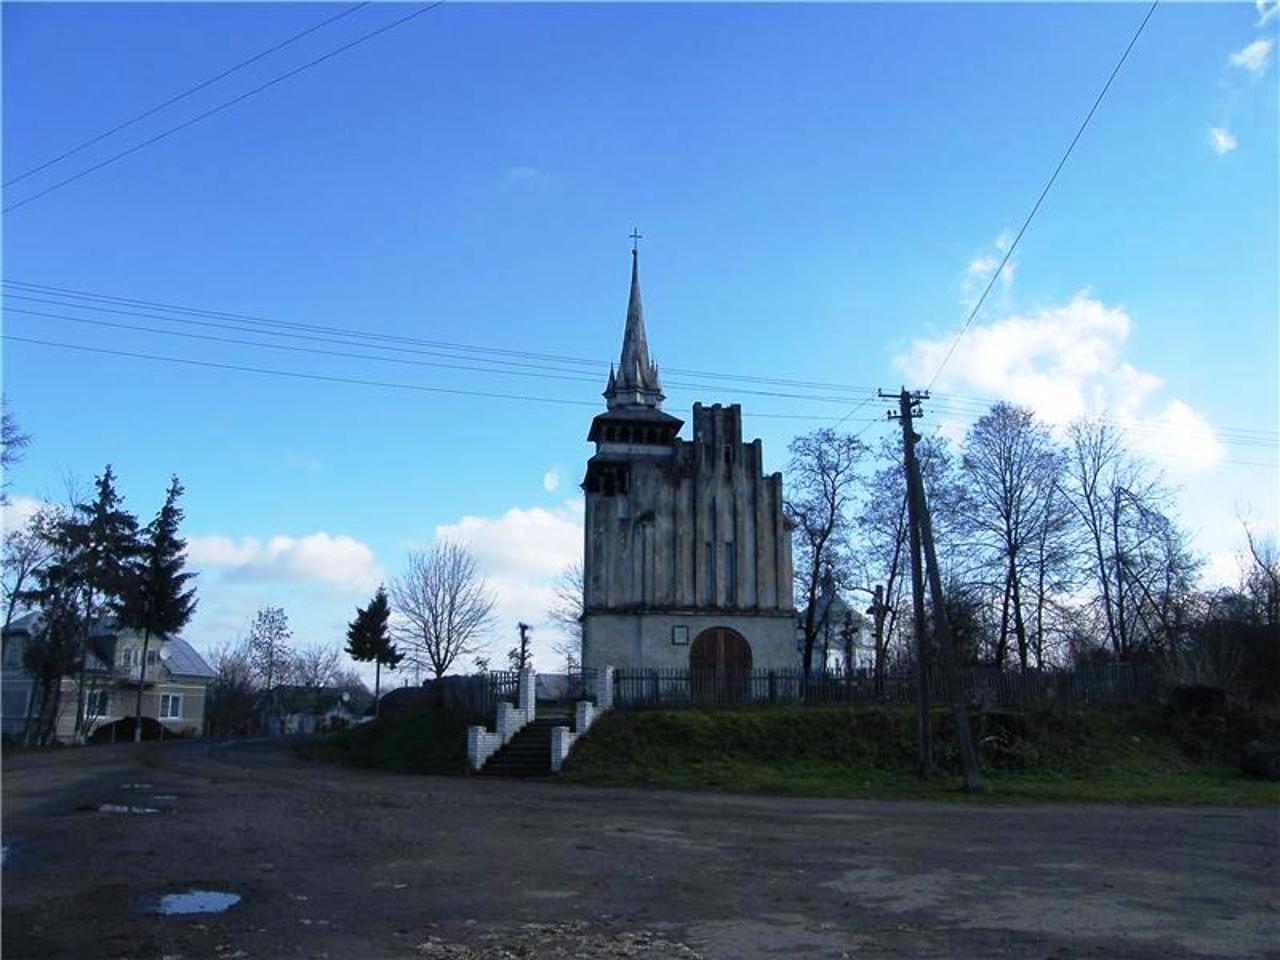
[{"x1": 479, "y1": 715, "x2": 570, "y2": 777}]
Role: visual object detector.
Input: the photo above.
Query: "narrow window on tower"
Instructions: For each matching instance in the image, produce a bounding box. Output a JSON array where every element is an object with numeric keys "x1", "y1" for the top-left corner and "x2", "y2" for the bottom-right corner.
[
  {"x1": 725, "y1": 544, "x2": 737, "y2": 606},
  {"x1": 704, "y1": 542, "x2": 715, "y2": 606}
]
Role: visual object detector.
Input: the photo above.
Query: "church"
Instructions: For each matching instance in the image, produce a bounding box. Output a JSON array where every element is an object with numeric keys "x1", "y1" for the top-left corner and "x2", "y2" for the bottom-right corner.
[{"x1": 580, "y1": 249, "x2": 797, "y2": 674}]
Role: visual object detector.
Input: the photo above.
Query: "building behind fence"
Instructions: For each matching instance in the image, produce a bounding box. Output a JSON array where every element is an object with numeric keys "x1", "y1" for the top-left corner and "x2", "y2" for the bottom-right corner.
[{"x1": 610, "y1": 663, "x2": 1155, "y2": 709}]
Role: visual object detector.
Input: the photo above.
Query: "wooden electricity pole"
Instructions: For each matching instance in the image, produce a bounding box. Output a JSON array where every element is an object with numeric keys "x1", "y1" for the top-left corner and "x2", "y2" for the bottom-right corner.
[
  {"x1": 886, "y1": 389, "x2": 932, "y2": 778},
  {"x1": 883, "y1": 388, "x2": 983, "y2": 791}
]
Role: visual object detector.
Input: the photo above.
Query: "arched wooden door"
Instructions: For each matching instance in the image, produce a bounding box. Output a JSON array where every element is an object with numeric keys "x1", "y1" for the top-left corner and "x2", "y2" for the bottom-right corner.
[{"x1": 689, "y1": 627, "x2": 753, "y2": 704}]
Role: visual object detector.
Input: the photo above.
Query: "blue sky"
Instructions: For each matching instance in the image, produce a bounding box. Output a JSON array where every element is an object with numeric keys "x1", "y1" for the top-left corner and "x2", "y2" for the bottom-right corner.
[{"x1": 3, "y1": 2, "x2": 1277, "y2": 675}]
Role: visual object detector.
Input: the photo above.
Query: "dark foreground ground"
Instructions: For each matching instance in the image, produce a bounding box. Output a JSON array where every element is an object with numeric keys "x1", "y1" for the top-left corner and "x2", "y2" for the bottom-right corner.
[{"x1": 3, "y1": 739, "x2": 1277, "y2": 959}]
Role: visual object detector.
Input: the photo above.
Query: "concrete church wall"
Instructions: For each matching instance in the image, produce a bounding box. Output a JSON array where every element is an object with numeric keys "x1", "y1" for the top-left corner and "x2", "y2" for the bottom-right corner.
[{"x1": 583, "y1": 611, "x2": 797, "y2": 672}]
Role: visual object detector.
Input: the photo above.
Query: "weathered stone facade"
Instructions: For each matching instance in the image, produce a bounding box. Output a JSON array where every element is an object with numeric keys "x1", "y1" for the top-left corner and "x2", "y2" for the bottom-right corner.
[{"x1": 581, "y1": 251, "x2": 796, "y2": 672}]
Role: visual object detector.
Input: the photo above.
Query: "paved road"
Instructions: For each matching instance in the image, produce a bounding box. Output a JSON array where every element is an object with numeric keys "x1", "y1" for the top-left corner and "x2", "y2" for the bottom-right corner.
[{"x1": 2, "y1": 739, "x2": 1277, "y2": 959}]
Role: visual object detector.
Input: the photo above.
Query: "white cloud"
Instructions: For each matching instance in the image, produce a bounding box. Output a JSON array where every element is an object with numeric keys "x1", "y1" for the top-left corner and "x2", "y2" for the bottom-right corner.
[
  {"x1": 962, "y1": 233, "x2": 1016, "y2": 307},
  {"x1": 432, "y1": 500, "x2": 584, "y2": 670},
  {"x1": 542, "y1": 470, "x2": 561, "y2": 493},
  {"x1": 1228, "y1": 38, "x2": 1274, "y2": 75},
  {"x1": 1, "y1": 495, "x2": 47, "y2": 535},
  {"x1": 435, "y1": 500, "x2": 582, "y2": 580},
  {"x1": 894, "y1": 293, "x2": 1226, "y2": 473},
  {"x1": 1258, "y1": 0, "x2": 1279, "y2": 26},
  {"x1": 1209, "y1": 126, "x2": 1238, "y2": 155},
  {"x1": 187, "y1": 532, "x2": 382, "y2": 591}
]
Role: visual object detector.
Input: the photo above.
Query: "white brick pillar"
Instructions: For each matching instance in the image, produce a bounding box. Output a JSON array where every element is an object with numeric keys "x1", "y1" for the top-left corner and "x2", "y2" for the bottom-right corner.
[
  {"x1": 575, "y1": 700, "x2": 595, "y2": 734},
  {"x1": 518, "y1": 668, "x2": 536, "y2": 724},
  {"x1": 594, "y1": 666, "x2": 615, "y2": 712},
  {"x1": 550, "y1": 725, "x2": 575, "y2": 773}
]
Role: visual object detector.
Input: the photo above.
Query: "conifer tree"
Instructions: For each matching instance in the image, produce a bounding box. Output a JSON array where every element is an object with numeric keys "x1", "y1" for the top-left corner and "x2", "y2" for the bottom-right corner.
[
  {"x1": 345, "y1": 586, "x2": 400, "y2": 717},
  {"x1": 121, "y1": 476, "x2": 198, "y2": 741},
  {"x1": 61, "y1": 465, "x2": 140, "y2": 735}
]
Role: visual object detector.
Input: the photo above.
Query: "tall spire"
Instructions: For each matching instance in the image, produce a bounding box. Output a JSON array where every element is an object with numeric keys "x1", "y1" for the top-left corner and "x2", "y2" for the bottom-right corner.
[{"x1": 604, "y1": 244, "x2": 664, "y2": 410}]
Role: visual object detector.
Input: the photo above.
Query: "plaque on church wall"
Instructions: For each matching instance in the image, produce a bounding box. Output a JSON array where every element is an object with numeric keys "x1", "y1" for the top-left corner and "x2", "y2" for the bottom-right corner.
[{"x1": 672, "y1": 625, "x2": 689, "y2": 646}]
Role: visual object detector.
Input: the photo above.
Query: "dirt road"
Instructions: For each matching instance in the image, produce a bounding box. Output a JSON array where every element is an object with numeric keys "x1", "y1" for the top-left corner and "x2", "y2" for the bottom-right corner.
[{"x1": 2, "y1": 739, "x2": 1276, "y2": 959}]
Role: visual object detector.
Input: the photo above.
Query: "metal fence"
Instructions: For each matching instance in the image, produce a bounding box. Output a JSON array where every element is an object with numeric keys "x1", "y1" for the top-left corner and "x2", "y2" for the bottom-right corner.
[{"x1": 612, "y1": 663, "x2": 1155, "y2": 710}]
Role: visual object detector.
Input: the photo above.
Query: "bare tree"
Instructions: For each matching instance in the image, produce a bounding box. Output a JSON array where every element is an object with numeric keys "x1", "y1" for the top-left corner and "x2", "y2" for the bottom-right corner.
[
  {"x1": 1, "y1": 398, "x2": 31, "y2": 506},
  {"x1": 961, "y1": 403, "x2": 1063, "y2": 670},
  {"x1": 247, "y1": 607, "x2": 295, "y2": 690},
  {"x1": 785, "y1": 429, "x2": 867, "y2": 684},
  {"x1": 390, "y1": 541, "x2": 495, "y2": 680},
  {"x1": 206, "y1": 637, "x2": 257, "y2": 737},
  {"x1": 858, "y1": 435, "x2": 969, "y2": 684},
  {"x1": 2, "y1": 506, "x2": 62, "y2": 630},
  {"x1": 292, "y1": 643, "x2": 344, "y2": 688},
  {"x1": 1061, "y1": 420, "x2": 1199, "y2": 660},
  {"x1": 546, "y1": 562, "x2": 583, "y2": 672},
  {"x1": 1242, "y1": 523, "x2": 1280, "y2": 627}
]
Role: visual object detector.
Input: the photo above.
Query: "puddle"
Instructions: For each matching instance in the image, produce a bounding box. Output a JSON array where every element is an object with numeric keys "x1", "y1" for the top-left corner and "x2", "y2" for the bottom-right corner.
[
  {"x1": 121, "y1": 783, "x2": 154, "y2": 789},
  {"x1": 143, "y1": 890, "x2": 242, "y2": 915},
  {"x1": 99, "y1": 804, "x2": 159, "y2": 815},
  {"x1": 152, "y1": 794, "x2": 179, "y2": 801}
]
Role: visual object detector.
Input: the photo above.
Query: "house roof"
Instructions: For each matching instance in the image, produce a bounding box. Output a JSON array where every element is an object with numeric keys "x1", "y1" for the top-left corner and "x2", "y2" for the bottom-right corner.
[
  {"x1": 162, "y1": 637, "x2": 214, "y2": 679},
  {"x1": 3, "y1": 613, "x2": 213, "y2": 679}
]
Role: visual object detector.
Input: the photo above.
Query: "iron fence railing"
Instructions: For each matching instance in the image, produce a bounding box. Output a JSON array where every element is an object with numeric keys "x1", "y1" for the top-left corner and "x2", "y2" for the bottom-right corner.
[{"x1": 611, "y1": 663, "x2": 1155, "y2": 709}]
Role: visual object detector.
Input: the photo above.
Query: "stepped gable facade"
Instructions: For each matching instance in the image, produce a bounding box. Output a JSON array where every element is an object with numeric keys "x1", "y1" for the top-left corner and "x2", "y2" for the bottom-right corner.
[{"x1": 581, "y1": 249, "x2": 797, "y2": 673}]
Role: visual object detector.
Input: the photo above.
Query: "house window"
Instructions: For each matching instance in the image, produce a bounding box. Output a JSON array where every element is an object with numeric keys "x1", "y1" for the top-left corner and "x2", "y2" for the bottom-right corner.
[
  {"x1": 86, "y1": 689, "x2": 109, "y2": 717},
  {"x1": 160, "y1": 693, "x2": 182, "y2": 719},
  {"x1": 146, "y1": 649, "x2": 158, "y2": 665}
]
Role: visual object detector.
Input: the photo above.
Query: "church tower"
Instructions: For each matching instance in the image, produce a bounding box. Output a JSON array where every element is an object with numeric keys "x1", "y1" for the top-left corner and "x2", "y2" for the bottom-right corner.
[{"x1": 581, "y1": 249, "x2": 796, "y2": 674}]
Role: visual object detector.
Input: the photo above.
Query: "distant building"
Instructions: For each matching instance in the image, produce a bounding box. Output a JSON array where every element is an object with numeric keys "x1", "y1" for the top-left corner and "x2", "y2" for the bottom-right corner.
[
  {"x1": 796, "y1": 571, "x2": 873, "y2": 672},
  {"x1": 581, "y1": 250, "x2": 797, "y2": 673},
  {"x1": 1, "y1": 613, "x2": 214, "y2": 742},
  {"x1": 258, "y1": 684, "x2": 373, "y2": 736}
]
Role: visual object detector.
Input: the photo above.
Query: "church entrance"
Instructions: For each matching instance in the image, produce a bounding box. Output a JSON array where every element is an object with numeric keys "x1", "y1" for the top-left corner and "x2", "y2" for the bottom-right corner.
[{"x1": 689, "y1": 627, "x2": 753, "y2": 704}]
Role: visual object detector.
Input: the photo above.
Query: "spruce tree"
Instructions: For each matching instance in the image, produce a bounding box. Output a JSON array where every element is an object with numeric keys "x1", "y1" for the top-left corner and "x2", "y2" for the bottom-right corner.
[
  {"x1": 62, "y1": 465, "x2": 140, "y2": 736},
  {"x1": 121, "y1": 476, "x2": 198, "y2": 742},
  {"x1": 345, "y1": 586, "x2": 400, "y2": 717}
]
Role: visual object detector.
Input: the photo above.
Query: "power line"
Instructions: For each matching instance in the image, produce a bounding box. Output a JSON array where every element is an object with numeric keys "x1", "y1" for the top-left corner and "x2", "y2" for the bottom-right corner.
[
  {"x1": 1, "y1": 299, "x2": 885, "y2": 408},
  {"x1": 5, "y1": 277, "x2": 1275, "y2": 445},
  {"x1": 2, "y1": 2, "x2": 446, "y2": 214},
  {"x1": 0, "y1": 334, "x2": 880, "y2": 425},
  {"x1": 4, "y1": 3, "x2": 371, "y2": 188},
  {"x1": 3, "y1": 334, "x2": 1273, "y2": 468},
  {"x1": 923, "y1": 0, "x2": 1160, "y2": 391},
  {"x1": 2, "y1": 279, "x2": 886, "y2": 391}
]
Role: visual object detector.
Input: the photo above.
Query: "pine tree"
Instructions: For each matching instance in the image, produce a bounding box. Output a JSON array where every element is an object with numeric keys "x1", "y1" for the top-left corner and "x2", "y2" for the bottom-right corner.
[
  {"x1": 62, "y1": 465, "x2": 140, "y2": 736},
  {"x1": 345, "y1": 586, "x2": 400, "y2": 717},
  {"x1": 121, "y1": 476, "x2": 198, "y2": 742}
]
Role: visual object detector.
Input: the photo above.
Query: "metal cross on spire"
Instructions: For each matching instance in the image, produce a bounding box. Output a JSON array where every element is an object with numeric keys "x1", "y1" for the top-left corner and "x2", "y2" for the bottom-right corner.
[{"x1": 629, "y1": 228, "x2": 643, "y2": 253}]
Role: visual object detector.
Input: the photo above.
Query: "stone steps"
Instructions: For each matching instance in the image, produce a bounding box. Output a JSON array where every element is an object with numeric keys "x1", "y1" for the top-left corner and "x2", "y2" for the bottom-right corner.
[{"x1": 479, "y1": 716, "x2": 571, "y2": 778}]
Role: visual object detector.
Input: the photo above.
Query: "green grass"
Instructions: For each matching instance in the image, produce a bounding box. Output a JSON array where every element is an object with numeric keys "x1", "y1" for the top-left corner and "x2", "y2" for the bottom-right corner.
[
  {"x1": 296, "y1": 707, "x2": 472, "y2": 775},
  {"x1": 559, "y1": 703, "x2": 1280, "y2": 805},
  {"x1": 298, "y1": 697, "x2": 1280, "y2": 805}
]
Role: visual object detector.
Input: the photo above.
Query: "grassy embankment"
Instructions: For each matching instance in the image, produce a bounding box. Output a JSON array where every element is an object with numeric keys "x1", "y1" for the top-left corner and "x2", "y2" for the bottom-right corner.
[
  {"x1": 301, "y1": 698, "x2": 1280, "y2": 805},
  {"x1": 561, "y1": 701, "x2": 1280, "y2": 804},
  {"x1": 297, "y1": 707, "x2": 472, "y2": 775}
]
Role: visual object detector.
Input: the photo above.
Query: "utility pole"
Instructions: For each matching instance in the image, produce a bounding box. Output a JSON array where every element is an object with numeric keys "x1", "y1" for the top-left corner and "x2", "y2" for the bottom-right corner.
[
  {"x1": 515, "y1": 622, "x2": 532, "y2": 671},
  {"x1": 884, "y1": 389, "x2": 932, "y2": 778},
  {"x1": 883, "y1": 387, "x2": 984, "y2": 791},
  {"x1": 866, "y1": 584, "x2": 888, "y2": 700}
]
